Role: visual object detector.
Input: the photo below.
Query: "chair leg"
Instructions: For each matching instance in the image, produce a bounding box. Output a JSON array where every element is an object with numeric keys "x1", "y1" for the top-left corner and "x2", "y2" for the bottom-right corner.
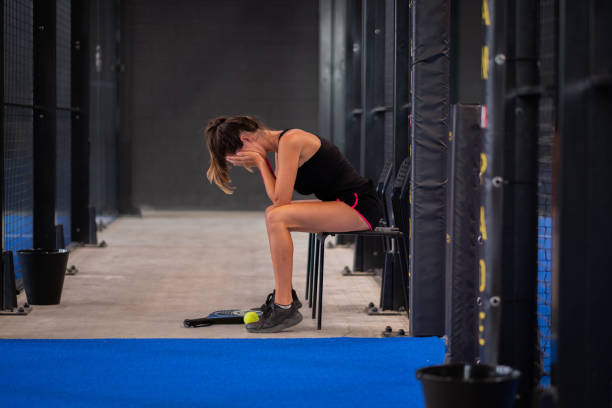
[
  {"x1": 317, "y1": 234, "x2": 327, "y2": 330},
  {"x1": 311, "y1": 234, "x2": 320, "y2": 316},
  {"x1": 397, "y1": 235, "x2": 410, "y2": 319},
  {"x1": 306, "y1": 233, "x2": 313, "y2": 301}
]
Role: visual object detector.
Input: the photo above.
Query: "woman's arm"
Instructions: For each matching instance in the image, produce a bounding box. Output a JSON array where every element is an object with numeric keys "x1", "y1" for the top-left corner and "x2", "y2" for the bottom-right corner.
[
  {"x1": 258, "y1": 135, "x2": 300, "y2": 206},
  {"x1": 226, "y1": 132, "x2": 302, "y2": 205},
  {"x1": 257, "y1": 155, "x2": 278, "y2": 203}
]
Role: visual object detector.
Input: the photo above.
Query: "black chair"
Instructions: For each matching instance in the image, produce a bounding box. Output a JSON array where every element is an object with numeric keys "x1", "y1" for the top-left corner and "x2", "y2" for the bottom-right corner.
[
  {"x1": 304, "y1": 159, "x2": 412, "y2": 330},
  {"x1": 305, "y1": 227, "x2": 409, "y2": 330}
]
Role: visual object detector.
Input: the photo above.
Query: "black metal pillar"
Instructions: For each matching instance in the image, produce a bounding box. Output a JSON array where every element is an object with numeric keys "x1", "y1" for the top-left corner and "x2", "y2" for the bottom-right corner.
[
  {"x1": 408, "y1": 0, "x2": 450, "y2": 337},
  {"x1": 322, "y1": 0, "x2": 357, "y2": 247},
  {"x1": 345, "y1": 0, "x2": 362, "y2": 171},
  {"x1": 0, "y1": 0, "x2": 10, "y2": 313},
  {"x1": 353, "y1": 0, "x2": 386, "y2": 273},
  {"x1": 479, "y1": 0, "x2": 539, "y2": 405},
  {"x1": 342, "y1": 0, "x2": 362, "y2": 249},
  {"x1": 393, "y1": 0, "x2": 410, "y2": 172},
  {"x1": 478, "y1": 0, "x2": 504, "y2": 370},
  {"x1": 331, "y1": 0, "x2": 347, "y2": 152},
  {"x1": 383, "y1": 0, "x2": 394, "y2": 170},
  {"x1": 88, "y1": 0, "x2": 120, "y2": 217},
  {"x1": 118, "y1": 0, "x2": 138, "y2": 215},
  {"x1": 553, "y1": 1, "x2": 612, "y2": 406},
  {"x1": 360, "y1": 0, "x2": 386, "y2": 182},
  {"x1": 319, "y1": 0, "x2": 333, "y2": 142},
  {"x1": 502, "y1": 1, "x2": 539, "y2": 402},
  {"x1": 382, "y1": 0, "x2": 395, "y2": 220},
  {"x1": 0, "y1": 0, "x2": 4, "y2": 252},
  {"x1": 33, "y1": 0, "x2": 57, "y2": 249},
  {"x1": 71, "y1": 0, "x2": 94, "y2": 243},
  {"x1": 320, "y1": 0, "x2": 350, "y2": 153}
]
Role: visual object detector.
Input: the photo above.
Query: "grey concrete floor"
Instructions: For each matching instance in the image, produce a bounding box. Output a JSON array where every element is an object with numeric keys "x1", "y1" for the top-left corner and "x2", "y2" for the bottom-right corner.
[{"x1": 1, "y1": 211, "x2": 409, "y2": 339}]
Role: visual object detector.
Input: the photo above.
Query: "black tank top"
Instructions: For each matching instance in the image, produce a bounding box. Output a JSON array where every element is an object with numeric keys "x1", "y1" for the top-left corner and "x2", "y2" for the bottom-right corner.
[{"x1": 278, "y1": 129, "x2": 370, "y2": 201}]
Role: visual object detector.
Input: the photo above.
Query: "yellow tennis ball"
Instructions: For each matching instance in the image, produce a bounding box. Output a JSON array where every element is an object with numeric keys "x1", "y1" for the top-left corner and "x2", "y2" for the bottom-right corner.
[{"x1": 243, "y1": 311, "x2": 259, "y2": 325}]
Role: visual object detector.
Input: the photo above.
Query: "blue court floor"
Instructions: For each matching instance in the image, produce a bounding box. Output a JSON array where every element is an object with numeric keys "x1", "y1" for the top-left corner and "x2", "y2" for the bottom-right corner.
[{"x1": 0, "y1": 337, "x2": 444, "y2": 407}]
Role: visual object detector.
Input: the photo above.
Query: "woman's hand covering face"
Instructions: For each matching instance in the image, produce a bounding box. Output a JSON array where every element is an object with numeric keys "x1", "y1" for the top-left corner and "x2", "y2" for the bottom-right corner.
[{"x1": 226, "y1": 150, "x2": 264, "y2": 169}]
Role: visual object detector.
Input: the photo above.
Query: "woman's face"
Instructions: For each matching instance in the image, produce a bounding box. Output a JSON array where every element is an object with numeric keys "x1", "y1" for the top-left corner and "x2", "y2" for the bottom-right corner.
[
  {"x1": 225, "y1": 130, "x2": 265, "y2": 169},
  {"x1": 235, "y1": 131, "x2": 259, "y2": 154}
]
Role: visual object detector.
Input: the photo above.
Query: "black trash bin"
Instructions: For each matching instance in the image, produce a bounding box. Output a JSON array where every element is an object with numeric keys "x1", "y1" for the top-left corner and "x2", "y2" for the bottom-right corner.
[
  {"x1": 17, "y1": 249, "x2": 70, "y2": 305},
  {"x1": 416, "y1": 364, "x2": 520, "y2": 408}
]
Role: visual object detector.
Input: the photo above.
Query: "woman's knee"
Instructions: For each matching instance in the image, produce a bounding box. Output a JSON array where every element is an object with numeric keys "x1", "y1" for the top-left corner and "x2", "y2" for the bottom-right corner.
[{"x1": 265, "y1": 204, "x2": 287, "y2": 227}]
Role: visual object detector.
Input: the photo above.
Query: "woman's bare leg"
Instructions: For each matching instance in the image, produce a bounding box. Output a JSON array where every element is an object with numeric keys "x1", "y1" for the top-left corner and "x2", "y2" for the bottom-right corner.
[{"x1": 264, "y1": 200, "x2": 370, "y2": 305}]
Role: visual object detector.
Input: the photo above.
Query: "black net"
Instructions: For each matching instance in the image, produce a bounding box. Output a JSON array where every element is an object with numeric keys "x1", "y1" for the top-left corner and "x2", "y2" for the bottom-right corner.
[
  {"x1": 56, "y1": 0, "x2": 72, "y2": 245},
  {"x1": 3, "y1": 108, "x2": 34, "y2": 281},
  {"x1": 537, "y1": 0, "x2": 556, "y2": 386},
  {"x1": 3, "y1": 0, "x2": 32, "y2": 106},
  {"x1": 3, "y1": 0, "x2": 34, "y2": 280}
]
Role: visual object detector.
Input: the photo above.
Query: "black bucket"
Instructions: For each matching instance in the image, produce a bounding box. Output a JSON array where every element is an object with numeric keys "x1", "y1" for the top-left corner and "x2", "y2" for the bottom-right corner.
[
  {"x1": 416, "y1": 364, "x2": 520, "y2": 408},
  {"x1": 17, "y1": 249, "x2": 70, "y2": 305}
]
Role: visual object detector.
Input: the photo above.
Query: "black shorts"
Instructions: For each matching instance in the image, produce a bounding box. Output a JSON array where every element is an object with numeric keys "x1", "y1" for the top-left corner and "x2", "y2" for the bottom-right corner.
[{"x1": 335, "y1": 181, "x2": 384, "y2": 231}]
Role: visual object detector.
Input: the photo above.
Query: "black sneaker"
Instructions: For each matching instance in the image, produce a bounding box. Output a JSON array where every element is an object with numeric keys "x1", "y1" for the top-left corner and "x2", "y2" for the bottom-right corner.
[
  {"x1": 259, "y1": 289, "x2": 302, "y2": 310},
  {"x1": 246, "y1": 302, "x2": 303, "y2": 333}
]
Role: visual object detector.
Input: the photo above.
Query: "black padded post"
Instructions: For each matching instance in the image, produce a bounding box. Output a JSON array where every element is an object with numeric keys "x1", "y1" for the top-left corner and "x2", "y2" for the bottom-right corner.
[
  {"x1": 553, "y1": 0, "x2": 612, "y2": 406},
  {"x1": 408, "y1": 0, "x2": 450, "y2": 336},
  {"x1": 444, "y1": 104, "x2": 481, "y2": 364}
]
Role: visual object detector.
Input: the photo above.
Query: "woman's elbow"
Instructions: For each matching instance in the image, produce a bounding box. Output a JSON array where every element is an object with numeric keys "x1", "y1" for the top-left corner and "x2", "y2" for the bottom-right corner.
[{"x1": 272, "y1": 195, "x2": 291, "y2": 207}]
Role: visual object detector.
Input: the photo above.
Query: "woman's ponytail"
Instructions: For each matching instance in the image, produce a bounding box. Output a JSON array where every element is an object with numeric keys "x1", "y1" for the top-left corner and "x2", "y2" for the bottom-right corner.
[{"x1": 204, "y1": 115, "x2": 265, "y2": 194}]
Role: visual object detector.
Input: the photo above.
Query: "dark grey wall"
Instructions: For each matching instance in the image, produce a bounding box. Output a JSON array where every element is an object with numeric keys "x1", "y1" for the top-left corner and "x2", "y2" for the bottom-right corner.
[{"x1": 121, "y1": 0, "x2": 319, "y2": 210}]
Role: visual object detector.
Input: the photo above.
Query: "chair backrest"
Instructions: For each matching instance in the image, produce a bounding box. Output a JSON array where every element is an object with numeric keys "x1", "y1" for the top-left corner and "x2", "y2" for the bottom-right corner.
[
  {"x1": 375, "y1": 160, "x2": 394, "y2": 227},
  {"x1": 392, "y1": 157, "x2": 411, "y2": 234}
]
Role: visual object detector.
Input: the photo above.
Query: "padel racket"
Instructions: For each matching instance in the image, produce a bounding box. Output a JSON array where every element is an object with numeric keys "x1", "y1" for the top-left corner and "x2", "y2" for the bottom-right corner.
[{"x1": 183, "y1": 308, "x2": 263, "y2": 328}]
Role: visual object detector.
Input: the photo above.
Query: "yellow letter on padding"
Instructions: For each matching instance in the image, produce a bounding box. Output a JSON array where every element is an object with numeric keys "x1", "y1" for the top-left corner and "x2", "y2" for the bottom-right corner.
[
  {"x1": 482, "y1": 0, "x2": 491, "y2": 26},
  {"x1": 480, "y1": 206, "x2": 488, "y2": 241},
  {"x1": 479, "y1": 259, "x2": 486, "y2": 292},
  {"x1": 482, "y1": 46, "x2": 489, "y2": 79}
]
